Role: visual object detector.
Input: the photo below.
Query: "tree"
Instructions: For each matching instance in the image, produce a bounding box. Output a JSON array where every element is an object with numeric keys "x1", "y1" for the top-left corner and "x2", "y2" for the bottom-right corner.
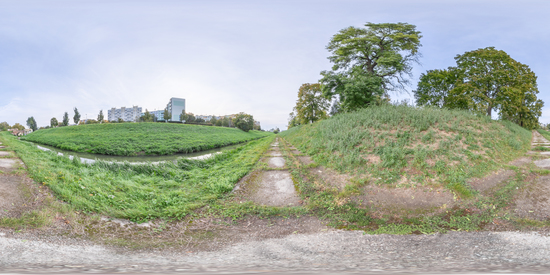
[
  {"x1": 414, "y1": 47, "x2": 544, "y2": 129},
  {"x1": 50, "y1": 117, "x2": 59, "y2": 128},
  {"x1": 179, "y1": 110, "x2": 186, "y2": 122},
  {"x1": 221, "y1": 117, "x2": 230, "y2": 127},
  {"x1": 414, "y1": 67, "x2": 470, "y2": 110},
  {"x1": 320, "y1": 22, "x2": 422, "y2": 112},
  {"x1": 288, "y1": 111, "x2": 300, "y2": 129},
  {"x1": 0, "y1": 121, "x2": 9, "y2": 131},
  {"x1": 11, "y1": 123, "x2": 25, "y2": 130},
  {"x1": 195, "y1": 117, "x2": 205, "y2": 123},
  {"x1": 273, "y1": 127, "x2": 280, "y2": 134},
  {"x1": 163, "y1": 108, "x2": 171, "y2": 122},
  {"x1": 85, "y1": 119, "x2": 98, "y2": 124},
  {"x1": 62, "y1": 112, "x2": 69, "y2": 126},
  {"x1": 117, "y1": 117, "x2": 124, "y2": 123},
  {"x1": 97, "y1": 110, "x2": 104, "y2": 123},
  {"x1": 210, "y1": 116, "x2": 218, "y2": 126},
  {"x1": 293, "y1": 83, "x2": 330, "y2": 124},
  {"x1": 232, "y1": 112, "x2": 254, "y2": 132},
  {"x1": 26, "y1": 117, "x2": 37, "y2": 131},
  {"x1": 73, "y1": 107, "x2": 81, "y2": 124},
  {"x1": 215, "y1": 119, "x2": 223, "y2": 127},
  {"x1": 141, "y1": 109, "x2": 154, "y2": 122},
  {"x1": 184, "y1": 112, "x2": 196, "y2": 123}
]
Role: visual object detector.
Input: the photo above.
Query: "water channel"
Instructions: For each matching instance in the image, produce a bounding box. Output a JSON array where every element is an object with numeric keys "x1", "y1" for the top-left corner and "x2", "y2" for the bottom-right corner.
[{"x1": 28, "y1": 141, "x2": 243, "y2": 165}]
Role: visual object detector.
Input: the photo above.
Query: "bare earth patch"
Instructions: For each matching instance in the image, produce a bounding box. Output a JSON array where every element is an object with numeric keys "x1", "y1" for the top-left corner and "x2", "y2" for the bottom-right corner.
[
  {"x1": 308, "y1": 166, "x2": 350, "y2": 191},
  {"x1": 297, "y1": 156, "x2": 314, "y2": 165},
  {"x1": 469, "y1": 169, "x2": 515, "y2": 194},
  {"x1": 356, "y1": 185, "x2": 455, "y2": 214},
  {"x1": 0, "y1": 150, "x2": 49, "y2": 218},
  {"x1": 514, "y1": 175, "x2": 550, "y2": 221}
]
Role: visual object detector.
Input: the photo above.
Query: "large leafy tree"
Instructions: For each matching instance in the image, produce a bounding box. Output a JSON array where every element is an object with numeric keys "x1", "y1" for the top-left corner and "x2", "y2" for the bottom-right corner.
[
  {"x1": 73, "y1": 107, "x2": 81, "y2": 124},
  {"x1": 320, "y1": 22, "x2": 422, "y2": 111},
  {"x1": 414, "y1": 47, "x2": 543, "y2": 129},
  {"x1": 291, "y1": 83, "x2": 330, "y2": 125},
  {"x1": 232, "y1": 112, "x2": 254, "y2": 132},
  {"x1": 50, "y1": 117, "x2": 59, "y2": 128},
  {"x1": 26, "y1": 116, "x2": 37, "y2": 131}
]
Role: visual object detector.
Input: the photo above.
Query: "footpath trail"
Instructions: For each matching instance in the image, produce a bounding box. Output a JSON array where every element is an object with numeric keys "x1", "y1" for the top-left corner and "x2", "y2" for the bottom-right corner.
[
  {"x1": 233, "y1": 138, "x2": 301, "y2": 206},
  {"x1": 3, "y1": 135, "x2": 550, "y2": 273}
]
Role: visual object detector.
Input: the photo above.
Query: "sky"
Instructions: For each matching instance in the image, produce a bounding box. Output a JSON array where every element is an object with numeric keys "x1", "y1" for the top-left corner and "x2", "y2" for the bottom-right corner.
[{"x1": 1, "y1": 0, "x2": 549, "y2": 131}]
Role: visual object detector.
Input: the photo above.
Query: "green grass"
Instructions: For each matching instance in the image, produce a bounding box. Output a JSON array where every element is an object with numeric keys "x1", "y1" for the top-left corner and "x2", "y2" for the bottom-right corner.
[
  {"x1": 280, "y1": 105, "x2": 531, "y2": 198},
  {"x1": 22, "y1": 123, "x2": 272, "y2": 156},
  {"x1": 537, "y1": 129, "x2": 550, "y2": 142},
  {"x1": 3, "y1": 131, "x2": 274, "y2": 222}
]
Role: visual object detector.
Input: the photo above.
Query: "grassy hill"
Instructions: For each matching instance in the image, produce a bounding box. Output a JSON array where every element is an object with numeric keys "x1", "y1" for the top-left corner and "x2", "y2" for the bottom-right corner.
[
  {"x1": 280, "y1": 105, "x2": 531, "y2": 198},
  {"x1": 23, "y1": 123, "x2": 272, "y2": 156}
]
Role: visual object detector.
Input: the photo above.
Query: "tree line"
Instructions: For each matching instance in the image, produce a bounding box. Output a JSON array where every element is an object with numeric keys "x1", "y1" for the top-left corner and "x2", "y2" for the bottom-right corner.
[
  {"x1": 139, "y1": 109, "x2": 260, "y2": 132},
  {"x1": 288, "y1": 22, "x2": 544, "y2": 130}
]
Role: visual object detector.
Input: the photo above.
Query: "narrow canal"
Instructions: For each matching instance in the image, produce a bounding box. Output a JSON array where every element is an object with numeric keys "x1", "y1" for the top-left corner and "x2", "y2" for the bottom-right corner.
[{"x1": 28, "y1": 141, "x2": 243, "y2": 164}]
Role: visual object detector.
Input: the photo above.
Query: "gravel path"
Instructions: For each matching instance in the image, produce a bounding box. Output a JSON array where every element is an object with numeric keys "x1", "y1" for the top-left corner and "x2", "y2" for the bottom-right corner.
[{"x1": 2, "y1": 230, "x2": 550, "y2": 273}]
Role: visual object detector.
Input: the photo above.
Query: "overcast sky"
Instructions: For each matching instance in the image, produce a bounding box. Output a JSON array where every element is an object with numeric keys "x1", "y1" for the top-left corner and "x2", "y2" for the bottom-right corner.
[{"x1": 1, "y1": 0, "x2": 549, "y2": 130}]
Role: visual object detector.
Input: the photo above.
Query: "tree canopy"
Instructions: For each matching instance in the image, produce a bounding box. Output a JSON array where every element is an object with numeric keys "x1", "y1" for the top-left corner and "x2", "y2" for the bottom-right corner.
[
  {"x1": 290, "y1": 83, "x2": 330, "y2": 126},
  {"x1": 62, "y1": 112, "x2": 69, "y2": 126},
  {"x1": 0, "y1": 121, "x2": 9, "y2": 131},
  {"x1": 50, "y1": 117, "x2": 59, "y2": 128},
  {"x1": 97, "y1": 110, "x2": 104, "y2": 123},
  {"x1": 73, "y1": 107, "x2": 81, "y2": 124},
  {"x1": 26, "y1": 116, "x2": 37, "y2": 131},
  {"x1": 232, "y1": 112, "x2": 254, "y2": 132},
  {"x1": 141, "y1": 109, "x2": 154, "y2": 122},
  {"x1": 163, "y1": 108, "x2": 171, "y2": 122},
  {"x1": 12, "y1": 123, "x2": 25, "y2": 130},
  {"x1": 414, "y1": 47, "x2": 543, "y2": 129},
  {"x1": 320, "y1": 22, "x2": 422, "y2": 111}
]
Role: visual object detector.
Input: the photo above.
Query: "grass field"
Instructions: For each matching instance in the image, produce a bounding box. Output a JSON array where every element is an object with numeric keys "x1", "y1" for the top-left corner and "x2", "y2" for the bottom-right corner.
[
  {"x1": 3, "y1": 131, "x2": 274, "y2": 221},
  {"x1": 22, "y1": 123, "x2": 272, "y2": 156},
  {"x1": 280, "y1": 104, "x2": 531, "y2": 197}
]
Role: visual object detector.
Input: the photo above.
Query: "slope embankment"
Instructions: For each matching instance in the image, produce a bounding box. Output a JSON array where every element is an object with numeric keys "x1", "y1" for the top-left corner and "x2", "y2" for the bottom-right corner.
[{"x1": 280, "y1": 105, "x2": 531, "y2": 197}]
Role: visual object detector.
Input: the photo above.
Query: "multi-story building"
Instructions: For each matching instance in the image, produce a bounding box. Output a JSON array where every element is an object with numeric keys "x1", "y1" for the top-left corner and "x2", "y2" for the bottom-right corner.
[
  {"x1": 166, "y1": 97, "x2": 186, "y2": 121},
  {"x1": 108, "y1": 106, "x2": 142, "y2": 122}
]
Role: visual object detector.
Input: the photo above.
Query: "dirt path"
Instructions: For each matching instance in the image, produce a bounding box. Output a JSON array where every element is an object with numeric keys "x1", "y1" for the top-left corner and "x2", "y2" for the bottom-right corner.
[{"x1": 233, "y1": 138, "x2": 301, "y2": 206}]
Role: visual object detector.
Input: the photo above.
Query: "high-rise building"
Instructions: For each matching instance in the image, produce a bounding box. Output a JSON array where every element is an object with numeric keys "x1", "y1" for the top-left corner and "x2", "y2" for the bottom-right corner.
[
  {"x1": 108, "y1": 106, "x2": 142, "y2": 122},
  {"x1": 166, "y1": 97, "x2": 186, "y2": 121}
]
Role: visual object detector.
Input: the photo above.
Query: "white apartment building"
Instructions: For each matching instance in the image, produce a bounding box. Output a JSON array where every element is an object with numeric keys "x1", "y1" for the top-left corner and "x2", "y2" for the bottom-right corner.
[{"x1": 108, "y1": 106, "x2": 143, "y2": 122}]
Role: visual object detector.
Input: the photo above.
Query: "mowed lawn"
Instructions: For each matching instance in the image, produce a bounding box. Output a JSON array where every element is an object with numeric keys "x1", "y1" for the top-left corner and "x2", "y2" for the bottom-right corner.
[{"x1": 22, "y1": 123, "x2": 273, "y2": 156}]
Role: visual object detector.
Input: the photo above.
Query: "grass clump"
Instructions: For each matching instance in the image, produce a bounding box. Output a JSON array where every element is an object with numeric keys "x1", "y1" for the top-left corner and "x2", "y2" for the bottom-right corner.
[
  {"x1": 280, "y1": 104, "x2": 531, "y2": 198},
  {"x1": 22, "y1": 123, "x2": 272, "y2": 156},
  {"x1": 4, "y1": 131, "x2": 274, "y2": 222}
]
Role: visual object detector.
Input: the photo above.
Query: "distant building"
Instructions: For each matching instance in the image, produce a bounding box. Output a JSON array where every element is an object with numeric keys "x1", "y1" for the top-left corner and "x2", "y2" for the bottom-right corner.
[
  {"x1": 166, "y1": 98, "x2": 186, "y2": 121},
  {"x1": 108, "y1": 106, "x2": 142, "y2": 122},
  {"x1": 149, "y1": 110, "x2": 165, "y2": 121},
  {"x1": 196, "y1": 115, "x2": 219, "y2": 122}
]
